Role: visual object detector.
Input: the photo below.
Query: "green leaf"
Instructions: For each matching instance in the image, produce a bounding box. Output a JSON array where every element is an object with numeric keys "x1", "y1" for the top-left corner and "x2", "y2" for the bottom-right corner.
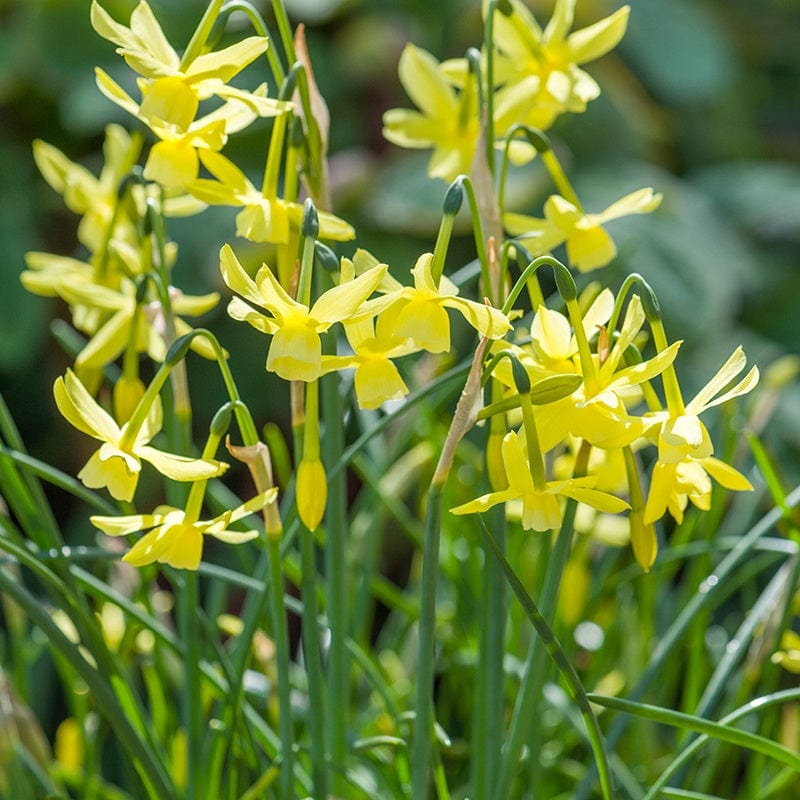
[{"x1": 588, "y1": 693, "x2": 800, "y2": 774}]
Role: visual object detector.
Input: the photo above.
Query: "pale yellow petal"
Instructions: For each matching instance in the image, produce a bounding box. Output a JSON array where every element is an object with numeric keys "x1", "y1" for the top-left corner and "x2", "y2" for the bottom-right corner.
[
  {"x1": 186, "y1": 37, "x2": 268, "y2": 84},
  {"x1": 219, "y1": 244, "x2": 264, "y2": 307},
  {"x1": 702, "y1": 457, "x2": 753, "y2": 492},
  {"x1": 567, "y1": 5, "x2": 630, "y2": 64},
  {"x1": 397, "y1": 44, "x2": 456, "y2": 120},
  {"x1": 90, "y1": 513, "x2": 165, "y2": 536},
  {"x1": 54, "y1": 370, "x2": 120, "y2": 442},
  {"x1": 591, "y1": 188, "x2": 662, "y2": 225},
  {"x1": 310, "y1": 265, "x2": 387, "y2": 325},
  {"x1": 137, "y1": 446, "x2": 227, "y2": 481}
]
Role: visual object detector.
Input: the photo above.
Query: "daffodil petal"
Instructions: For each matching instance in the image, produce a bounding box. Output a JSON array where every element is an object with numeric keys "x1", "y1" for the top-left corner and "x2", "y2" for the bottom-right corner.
[
  {"x1": 567, "y1": 5, "x2": 630, "y2": 63},
  {"x1": 137, "y1": 446, "x2": 227, "y2": 481},
  {"x1": 90, "y1": 513, "x2": 165, "y2": 536}
]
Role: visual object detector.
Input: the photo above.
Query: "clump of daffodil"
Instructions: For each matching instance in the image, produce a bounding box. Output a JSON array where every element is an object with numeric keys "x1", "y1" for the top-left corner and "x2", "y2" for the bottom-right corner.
[
  {"x1": 55, "y1": 369, "x2": 226, "y2": 501},
  {"x1": 220, "y1": 243, "x2": 387, "y2": 382},
  {"x1": 488, "y1": 0, "x2": 631, "y2": 130},
  {"x1": 504, "y1": 188, "x2": 662, "y2": 272},
  {"x1": 643, "y1": 345, "x2": 759, "y2": 524},
  {"x1": 91, "y1": 0, "x2": 290, "y2": 189},
  {"x1": 532, "y1": 294, "x2": 681, "y2": 451},
  {"x1": 41, "y1": 271, "x2": 219, "y2": 373},
  {"x1": 32, "y1": 125, "x2": 205, "y2": 257}
]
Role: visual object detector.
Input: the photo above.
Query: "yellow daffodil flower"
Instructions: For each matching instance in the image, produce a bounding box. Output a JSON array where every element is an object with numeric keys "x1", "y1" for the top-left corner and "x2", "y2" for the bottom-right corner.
[
  {"x1": 94, "y1": 69, "x2": 277, "y2": 189},
  {"x1": 54, "y1": 369, "x2": 227, "y2": 501},
  {"x1": 643, "y1": 346, "x2": 758, "y2": 523},
  {"x1": 38, "y1": 269, "x2": 219, "y2": 371},
  {"x1": 451, "y1": 430, "x2": 629, "y2": 532},
  {"x1": 648, "y1": 346, "x2": 759, "y2": 464},
  {"x1": 90, "y1": 488, "x2": 277, "y2": 570},
  {"x1": 493, "y1": 289, "x2": 614, "y2": 390},
  {"x1": 504, "y1": 188, "x2": 662, "y2": 272},
  {"x1": 220, "y1": 244, "x2": 387, "y2": 382},
  {"x1": 383, "y1": 44, "x2": 537, "y2": 182},
  {"x1": 383, "y1": 43, "x2": 480, "y2": 183},
  {"x1": 33, "y1": 125, "x2": 141, "y2": 253},
  {"x1": 489, "y1": 0, "x2": 630, "y2": 129},
  {"x1": 533, "y1": 295, "x2": 681, "y2": 451},
  {"x1": 645, "y1": 456, "x2": 753, "y2": 526},
  {"x1": 321, "y1": 315, "x2": 418, "y2": 410},
  {"x1": 356, "y1": 253, "x2": 511, "y2": 354},
  {"x1": 91, "y1": 0, "x2": 281, "y2": 116},
  {"x1": 187, "y1": 150, "x2": 354, "y2": 244},
  {"x1": 33, "y1": 126, "x2": 204, "y2": 257}
]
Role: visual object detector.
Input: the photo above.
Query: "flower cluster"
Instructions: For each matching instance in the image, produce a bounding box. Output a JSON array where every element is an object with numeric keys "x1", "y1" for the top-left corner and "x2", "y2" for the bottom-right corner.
[{"x1": 24, "y1": 0, "x2": 758, "y2": 578}]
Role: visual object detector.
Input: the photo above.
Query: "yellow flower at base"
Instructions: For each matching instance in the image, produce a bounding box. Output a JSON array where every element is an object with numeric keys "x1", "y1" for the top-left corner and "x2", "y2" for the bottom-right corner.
[
  {"x1": 91, "y1": 488, "x2": 277, "y2": 570},
  {"x1": 450, "y1": 430, "x2": 628, "y2": 532}
]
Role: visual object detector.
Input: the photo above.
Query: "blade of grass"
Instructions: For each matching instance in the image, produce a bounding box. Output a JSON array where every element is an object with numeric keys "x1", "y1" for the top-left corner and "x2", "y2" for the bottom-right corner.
[
  {"x1": 575, "y1": 483, "x2": 800, "y2": 799},
  {"x1": 588, "y1": 693, "x2": 800, "y2": 775},
  {"x1": 0, "y1": 567, "x2": 175, "y2": 798}
]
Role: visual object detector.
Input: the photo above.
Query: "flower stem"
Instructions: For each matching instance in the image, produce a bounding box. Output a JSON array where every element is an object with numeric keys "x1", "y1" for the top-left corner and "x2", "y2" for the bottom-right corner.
[
  {"x1": 299, "y1": 522, "x2": 328, "y2": 799},
  {"x1": 179, "y1": 569, "x2": 202, "y2": 800},
  {"x1": 411, "y1": 479, "x2": 445, "y2": 800},
  {"x1": 321, "y1": 357, "x2": 349, "y2": 795}
]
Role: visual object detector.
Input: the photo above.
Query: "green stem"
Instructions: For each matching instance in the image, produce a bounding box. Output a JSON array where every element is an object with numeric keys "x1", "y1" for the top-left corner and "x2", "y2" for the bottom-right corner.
[
  {"x1": 267, "y1": 536, "x2": 295, "y2": 799},
  {"x1": 299, "y1": 524, "x2": 328, "y2": 799},
  {"x1": 179, "y1": 571, "x2": 202, "y2": 800},
  {"x1": 541, "y1": 149, "x2": 581, "y2": 208},
  {"x1": 471, "y1": 379, "x2": 507, "y2": 800},
  {"x1": 219, "y1": 0, "x2": 285, "y2": 84},
  {"x1": 269, "y1": 0, "x2": 297, "y2": 67},
  {"x1": 479, "y1": 517, "x2": 615, "y2": 800},
  {"x1": 321, "y1": 334, "x2": 349, "y2": 796},
  {"x1": 411, "y1": 481, "x2": 445, "y2": 800},
  {"x1": 472, "y1": 500, "x2": 506, "y2": 800},
  {"x1": 179, "y1": 0, "x2": 225, "y2": 71}
]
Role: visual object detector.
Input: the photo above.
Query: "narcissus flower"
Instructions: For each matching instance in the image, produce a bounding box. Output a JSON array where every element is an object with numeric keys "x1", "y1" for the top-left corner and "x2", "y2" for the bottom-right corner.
[
  {"x1": 504, "y1": 188, "x2": 662, "y2": 272},
  {"x1": 357, "y1": 253, "x2": 512, "y2": 354},
  {"x1": 489, "y1": 0, "x2": 630, "y2": 129},
  {"x1": 94, "y1": 71, "x2": 277, "y2": 189},
  {"x1": 533, "y1": 295, "x2": 681, "y2": 451},
  {"x1": 220, "y1": 244, "x2": 387, "y2": 382},
  {"x1": 383, "y1": 43, "x2": 481, "y2": 183},
  {"x1": 188, "y1": 150, "x2": 354, "y2": 244},
  {"x1": 30, "y1": 265, "x2": 219, "y2": 371},
  {"x1": 55, "y1": 369, "x2": 226, "y2": 501},
  {"x1": 644, "y1": 346, "x2": 758, "y2": 524},
  {"x1": 91, "y1": 488, "x2": 277, "y2": 570},
  {"x1": 451, "y1": 430, "x2": 629, "y2": 531},
  {"x1": 321, "y1": 315, "x2": 418, "y2": 409},
  {"x1": 91, "y1": 0, "x2": 281, "y2": 114}
]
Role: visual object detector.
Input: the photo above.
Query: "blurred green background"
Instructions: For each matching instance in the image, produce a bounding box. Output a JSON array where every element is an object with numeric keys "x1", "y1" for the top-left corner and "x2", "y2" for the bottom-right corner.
[{"x1": 1, "y1": 0, "x2": 799, "y2": 494}]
